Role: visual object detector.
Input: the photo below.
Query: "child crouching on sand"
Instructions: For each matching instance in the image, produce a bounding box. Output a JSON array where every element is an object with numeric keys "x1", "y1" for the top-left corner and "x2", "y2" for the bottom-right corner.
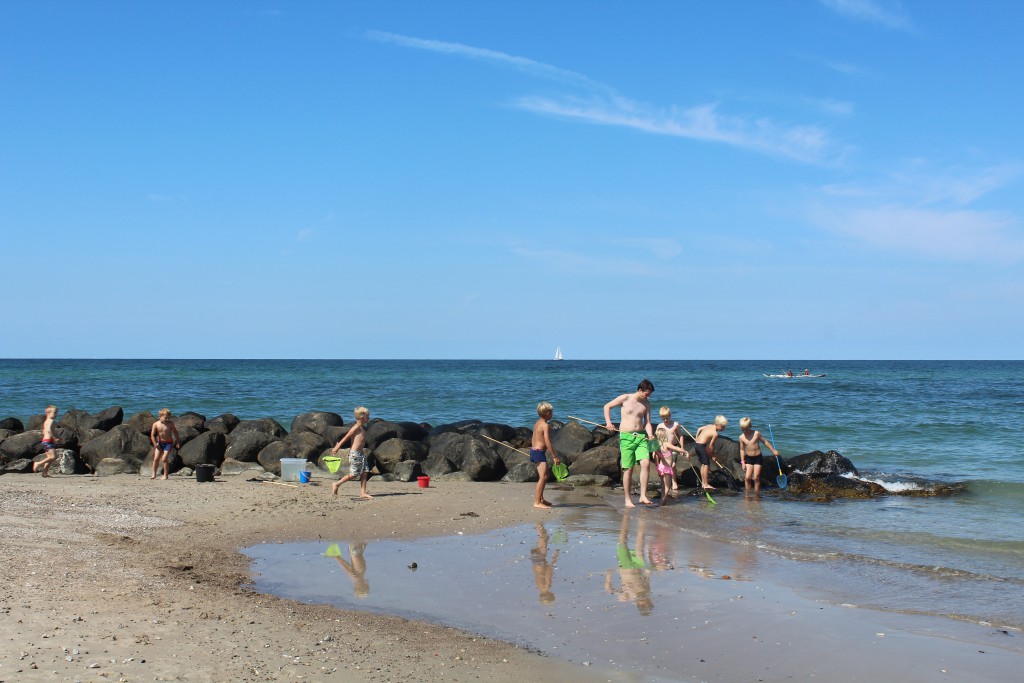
[{"x1": 331, "y1": 406, "x2": 372, "y2": 499}]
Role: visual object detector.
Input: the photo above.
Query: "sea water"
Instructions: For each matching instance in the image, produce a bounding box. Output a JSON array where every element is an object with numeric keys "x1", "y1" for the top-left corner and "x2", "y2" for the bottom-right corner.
[{"x1": 3, "y1": 359, "x2": 1023, "y2": 634}]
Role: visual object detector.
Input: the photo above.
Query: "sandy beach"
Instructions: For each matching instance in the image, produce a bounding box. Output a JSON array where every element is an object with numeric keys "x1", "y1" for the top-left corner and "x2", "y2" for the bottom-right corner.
[{"x1": 2, "y1": 473, "x2": 1021, "y2": 683}]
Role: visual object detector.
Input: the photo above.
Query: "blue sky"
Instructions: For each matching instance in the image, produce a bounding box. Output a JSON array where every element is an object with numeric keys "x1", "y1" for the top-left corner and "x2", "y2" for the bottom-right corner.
[{"x1": 2, "y1": 0, "x2": 1022, "y2": 360}]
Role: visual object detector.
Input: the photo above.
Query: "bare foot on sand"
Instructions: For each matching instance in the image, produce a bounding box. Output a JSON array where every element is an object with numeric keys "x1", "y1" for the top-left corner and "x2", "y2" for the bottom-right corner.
[
  {"x1": 534, "y1": 502, "x2": 552, "y2": 509},
  {"x1": 332, "y1": 481, "x2": 342, "y2": 495},
  {"x1": 359, "y1": 493, "x2": 373, "y2": 500},
  {"x1": 624, "y1": 499, "x2": 636, "y2": 508},
  {"x1": 638, "y1": 497, "x2": 654, "y2": 505},
  {"x1": 701, "y1": 485, "x2": 716, "y2": 490}
]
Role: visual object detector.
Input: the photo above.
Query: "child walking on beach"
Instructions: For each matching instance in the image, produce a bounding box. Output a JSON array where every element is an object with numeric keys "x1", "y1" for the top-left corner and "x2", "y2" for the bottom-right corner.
[
  {"x1": 654, "y1": 423, "x2": 687, "y2": 505},
  {"x1": 32, "y1": 405, "x2": 59, "y2": 477},
  {"x1": 658, "y1": 406, "x2": 684, "y2": 492},
  {"x1": 150, "y1": 408, "x2": 180, "y2": 480},
  {"x1": 331, "y1": 406, "x2": 373, "y2": 499},
  {"x1": 692, "y1": 416, "x2": 728, "y2": 490},
  {"x1": 738, "y1": 417, "x2": 779, "y2": 492}
]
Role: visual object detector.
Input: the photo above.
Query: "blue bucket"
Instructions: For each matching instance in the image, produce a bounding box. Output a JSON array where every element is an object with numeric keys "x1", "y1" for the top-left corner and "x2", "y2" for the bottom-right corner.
[{"x1": 299, "y1": 470, "x2": 311, "y2": 484}]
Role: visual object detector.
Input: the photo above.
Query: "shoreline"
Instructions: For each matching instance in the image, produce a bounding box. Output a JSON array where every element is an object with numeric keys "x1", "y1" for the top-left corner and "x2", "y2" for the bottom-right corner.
[{"x1": 2, "y1": 474, "x2": 1021, "y2": 682}]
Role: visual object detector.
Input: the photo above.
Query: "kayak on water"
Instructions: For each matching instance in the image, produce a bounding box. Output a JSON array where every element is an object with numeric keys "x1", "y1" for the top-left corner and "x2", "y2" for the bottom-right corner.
[{"x1": 763, "y1": 373, "x2": 827, "y2": 378}]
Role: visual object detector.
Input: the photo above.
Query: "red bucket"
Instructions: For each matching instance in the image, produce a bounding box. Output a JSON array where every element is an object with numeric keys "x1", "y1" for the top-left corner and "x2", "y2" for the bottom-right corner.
[{"x1": 417, "y1": 475, "x2": 430, "y2": 488}]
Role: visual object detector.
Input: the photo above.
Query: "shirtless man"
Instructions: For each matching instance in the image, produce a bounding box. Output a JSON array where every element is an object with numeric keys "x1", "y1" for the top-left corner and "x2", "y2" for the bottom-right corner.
[
  {"x1": 150, "y1": 408, "x2": 181, "y2": 480},
  {"x1": 604, "y1": 379, "x2": 656, "y2": 508},
  {"x1": 738, "y1": 416, "x2": 778, "y2": 493},
  {"x1": 33, "y1": 405, "x2": 60, "y2": 477},
  {"x1": 692, "y1": 415, "x2": 727, "y2": 490}
]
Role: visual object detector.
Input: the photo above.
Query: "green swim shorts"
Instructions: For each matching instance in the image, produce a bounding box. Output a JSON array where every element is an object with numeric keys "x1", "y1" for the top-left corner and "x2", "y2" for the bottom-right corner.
[
  {"x1": 617, "y1": 543, "x2": 646, "y2": 569},
  {"x1": 619, "y1": 431, "x2": 651, "y2": 469}
]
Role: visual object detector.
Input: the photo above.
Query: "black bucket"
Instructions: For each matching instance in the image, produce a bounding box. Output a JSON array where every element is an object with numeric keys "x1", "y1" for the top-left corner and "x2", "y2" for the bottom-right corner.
[{"x1": 195, "y1": 464, "x2": 215, "y2": 483}]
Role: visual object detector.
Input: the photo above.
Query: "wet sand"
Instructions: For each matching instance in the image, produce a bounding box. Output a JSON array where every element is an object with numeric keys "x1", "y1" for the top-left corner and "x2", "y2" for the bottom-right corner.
[{"x1": 1, "y1": 473, "x2": 1021, "y2": 682}]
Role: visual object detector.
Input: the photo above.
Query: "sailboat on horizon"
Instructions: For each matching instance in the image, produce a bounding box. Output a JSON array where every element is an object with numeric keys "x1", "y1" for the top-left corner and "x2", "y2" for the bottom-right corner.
[{"x1": 553, "y1": 345, "x2": 564, "y2": 361}]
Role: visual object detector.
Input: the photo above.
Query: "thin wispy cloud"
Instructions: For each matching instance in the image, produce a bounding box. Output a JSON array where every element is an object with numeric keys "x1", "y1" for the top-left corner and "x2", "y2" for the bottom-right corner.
[
  {"x1": 814, "y1": 163, "x2": 1024, "y2": 263},
  {"x1": 818, "y1": 0, "x2": 914, "y2": 32},
  {"x1": 518, "y1": 96, "x2": 839, "y2": 164},
  {"x1": 822, "y1": 163, "x2": 1024, "y2": 206},
  {"x1": 807, "y1": 97, "x2": 855, "y2": 117},
  {"x1": 366, "y1": 30, "x2": 609, "y2": 92},
  {"x1": 816, "y1": 206, "x2": 1023, "y2": 263},
  {"x1": 369, "y1": 30, "x2": 843, "y2": 165}
]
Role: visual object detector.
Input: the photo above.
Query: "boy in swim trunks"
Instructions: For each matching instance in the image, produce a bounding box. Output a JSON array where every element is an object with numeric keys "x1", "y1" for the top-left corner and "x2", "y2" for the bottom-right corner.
[
  {"x1": 331, "y1": 406, "x2": 373, "y2": 499},
  {"x1": 604, "y1": 379, "x2": 656, "y2": 508},
  {"x1": 738, "y1": 416, "x2": 778, "y2": 493},
  {"x1": 530, "y1": 401, "x2": 562, "y2": 509},
  {"x1": 692, "y1": 415, "x2": 727, "y2": 490},
  {"x1": 32, "y1": 405, "x2": 60, "y2": 477},
  {"x1": 150, "y1": 408, "x2": 181, "y2": 480}
]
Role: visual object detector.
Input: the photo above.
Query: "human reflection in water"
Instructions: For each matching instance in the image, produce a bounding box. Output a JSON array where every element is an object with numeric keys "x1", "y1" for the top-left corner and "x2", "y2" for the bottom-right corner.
[
  {"x1": 328, "y1": 541, "x2": 370, "y2": 598},
  {"x1": 531, "y1": 523, "x2": 560, "y2": 604},
  {"x1": 605, "y1": 513, "x2": 653, "y2": 615},
  {"x1": 645, "y1": 518, "x2": 676, "y2": 571}
]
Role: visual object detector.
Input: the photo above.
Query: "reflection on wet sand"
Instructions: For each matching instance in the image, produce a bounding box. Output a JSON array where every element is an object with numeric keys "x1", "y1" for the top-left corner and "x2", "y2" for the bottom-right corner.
[
  {"x1": 325, "y1": 541, "x2": 370, "y2": 598},
  {"x1": 530, "y1": 523, "x2": 559, "y2": 604},
  {"x1": 606, "y1": 513, "x2": 653, "y2": 615}
]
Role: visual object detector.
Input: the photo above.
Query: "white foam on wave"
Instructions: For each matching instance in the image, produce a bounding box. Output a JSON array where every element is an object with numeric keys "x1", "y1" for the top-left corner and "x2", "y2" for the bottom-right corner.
[{"x1": 841, "y1": 472, "x2": 924, "y2": 492}]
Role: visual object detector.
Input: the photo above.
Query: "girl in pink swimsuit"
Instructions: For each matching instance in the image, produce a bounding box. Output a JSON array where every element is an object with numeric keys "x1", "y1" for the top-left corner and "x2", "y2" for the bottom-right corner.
[{"x1": 654, "y1": 424, "x2": 687, "y2": 505}]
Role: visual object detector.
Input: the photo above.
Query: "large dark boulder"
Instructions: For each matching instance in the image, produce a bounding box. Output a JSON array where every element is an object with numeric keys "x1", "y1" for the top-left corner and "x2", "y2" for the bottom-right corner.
[
  {"x1": 125, "y1": 412, "x2": 156, "y2": 436},
  {"x1": 25, "y1": 414, "x2": 46, "y2": 431},
  {"x1": 0, "y1": 431, "x2": 44, "y2": 463},
  {"x1": 284, "y1": 431, "x2": 330, "y2": 461},
  {"x1": 80, "y1": 425, "x2": 152, "y2": 471},
  {"x1": 568, "y1": 442, "x2": 621, "y2": 479},
  {"x1": 95, "y1": 457, "x2": 136, "y2": 476},
  {"x1": 786, "y1": 473, "x2": 884, "y2": 500},
  {"x1": 390, "y1": 460, "x2": 421, "y2": 482},
  {"x1": 0, "y1": 417, "x2": 24, "y2": 431},
  {"x1": 225, "y1": 431, "x2": 280, "y2": 463},
  {"x1": 0, "y1": 429, "x2": 16, "y2": 446},
  {"x1": 141, "y1": 449, "x2": 184, "y2": 476},
  {"x1": 79, "y1": 428, "x2": 106, "y2": 446},
  {"x1": 57, "y1": 409, "x2": 92, "y2": 435},
  {"x1": 467, "y1": 423, "x2": 516, "y2": 442},
  {"x1": 425, "y1": 420, "x2": 482, "y2": 446},
  {"x1": 256, "y1": 440, "x2": 319, "y2": 475},
  {"x1": 550, "y1": 421, "x2": 593, "y2": 461},
  {"x1": 173, "y1": 425, "x2": 201, "y2": 448},
  {"x1": 422, "y1": 449, "x2": 457, "y2": 478},
  {"x1": 787, "y1": 450, "x2": 857, "y2": 477},
  {"x1": 175, "y1": 411, "x2": 207, "y2": 432},
  {"x1": 373, "y1": 438, "x2": 428, "y2": 474},
  {"x1": 232, "y1": 418, "x2": 288, "y2": 440},
  {"x1": 207, "y1": 413, "x2": 240, "y2": 435},
  {"x1": 364, "y1": 420, "x2": 430, "y2": 450},
  {"x1": 179, "y1": 431, "x2": 227, "y2": 468},
  {"x1": 290, "y1": 412, "x2": 345, "y2": 438},
  {"x1": 89, "y1": 406, "x2": 124, "y2": 431},
  {"x1": 427, "y1": 432, "x2": 505, "y2": 481},
  {"x1": 502, "y1": 460, "x2": 539, "y2": 483}
]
